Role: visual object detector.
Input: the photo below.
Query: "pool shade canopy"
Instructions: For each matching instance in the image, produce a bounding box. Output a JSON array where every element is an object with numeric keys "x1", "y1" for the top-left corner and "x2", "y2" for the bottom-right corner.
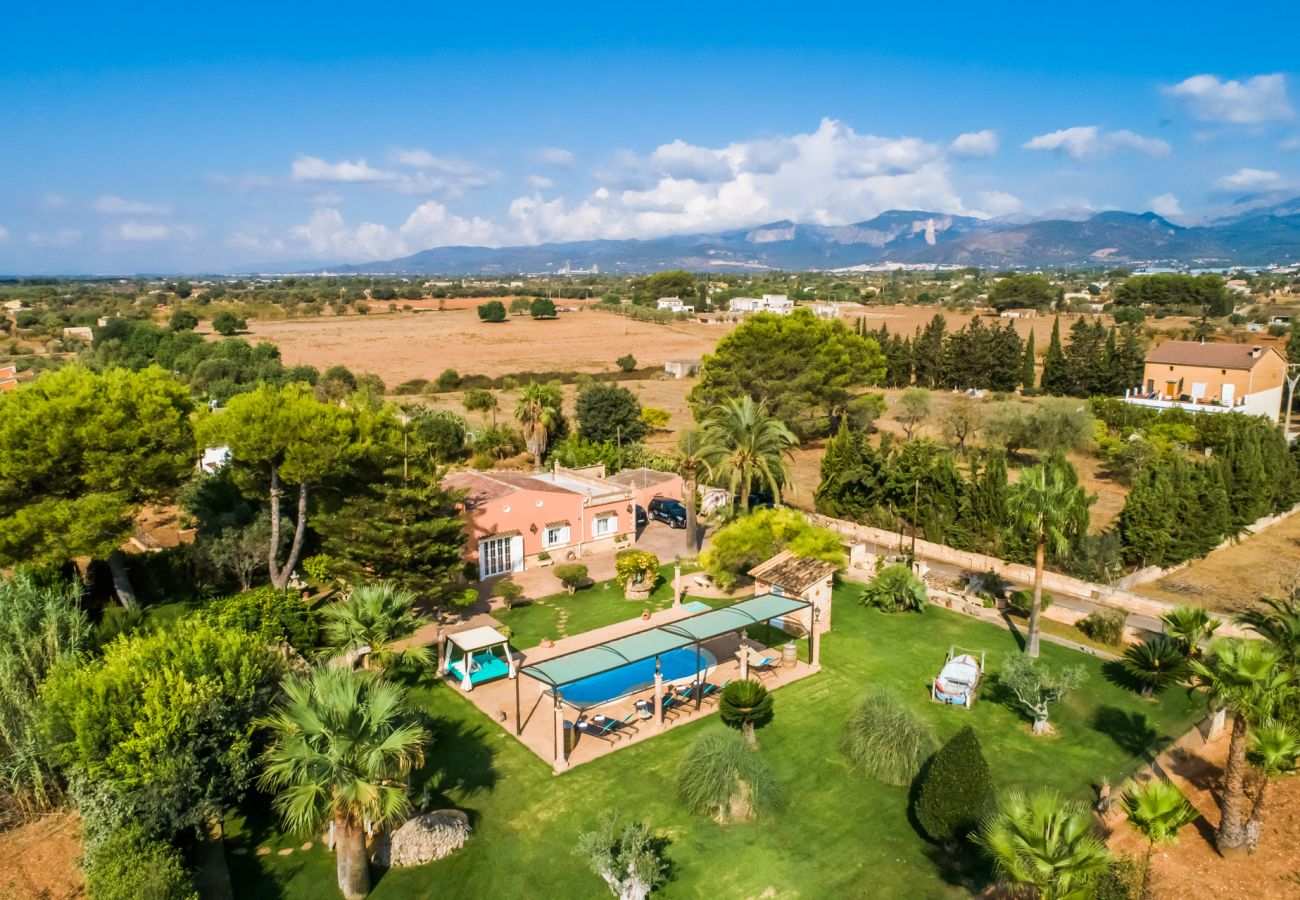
[
  {"x1": 520, "y1": 593, "x2": 809, "y2": 688},
  {"x1": 448, "y1": 625, "x2": 513, "y2": 653}
]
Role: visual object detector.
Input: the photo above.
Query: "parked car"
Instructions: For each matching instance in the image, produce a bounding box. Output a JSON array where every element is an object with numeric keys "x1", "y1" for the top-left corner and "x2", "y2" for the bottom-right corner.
[
  {"x1": 635, "y1": 505, "x2": 648, "y2": 529},
  {"x1": 647, "y1": 497, "x2": 687, "y2": 529}
]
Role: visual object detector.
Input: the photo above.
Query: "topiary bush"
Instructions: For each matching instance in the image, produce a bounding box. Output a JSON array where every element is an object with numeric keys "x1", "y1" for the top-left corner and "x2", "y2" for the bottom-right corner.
[
  {"x1": 497, "y1": 580, "x2": 526, "y2": 608},
  {"x1": 82, "y1": 824, "x2": 198, "y2": 900},
  {"x1": 913, "y1": 725, "x2": 996, "y2": 848},
  {"x1": 841, "y1": 687, "x2": 938, "y2": 786},
  {"x1": 676, "y1": 730, "x2": 781, "y2": 824},
  {"x1": 554, "y1": 564, "x2": 588, "y2": 595}
]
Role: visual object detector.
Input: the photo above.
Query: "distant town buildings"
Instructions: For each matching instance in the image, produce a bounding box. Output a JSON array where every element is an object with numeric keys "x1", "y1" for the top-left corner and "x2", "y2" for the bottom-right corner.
[{"x1": 663, "y1": 359, "x2": 700, "y2": 379}]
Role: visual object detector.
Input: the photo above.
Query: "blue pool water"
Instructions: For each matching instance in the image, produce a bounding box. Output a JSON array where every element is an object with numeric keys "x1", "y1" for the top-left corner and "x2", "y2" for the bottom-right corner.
[{"x1": 558, "y1": 646, "x2": 716, "y2": 709}]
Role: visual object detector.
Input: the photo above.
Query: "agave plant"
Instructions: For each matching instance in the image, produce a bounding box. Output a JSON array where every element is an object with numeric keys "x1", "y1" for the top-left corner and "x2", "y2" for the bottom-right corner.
[
  {"x1": 1160, "y1": 605, "x2": 1219, "y2": 659},
  {"x1": 1123, "y1": 636, "x2": 1189, "y2": 698},
  {"x1": 718, "y1": 679, "x2": 774, "y2": 746}
]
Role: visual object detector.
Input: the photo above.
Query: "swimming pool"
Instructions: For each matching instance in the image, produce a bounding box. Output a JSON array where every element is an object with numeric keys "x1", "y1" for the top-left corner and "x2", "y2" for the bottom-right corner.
[{"x1": 557, "y1": 646, "x2": 716, "y2": 709}]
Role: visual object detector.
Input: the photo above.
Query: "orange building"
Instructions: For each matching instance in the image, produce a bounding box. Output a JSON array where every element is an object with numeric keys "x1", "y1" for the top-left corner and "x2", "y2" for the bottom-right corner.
[{"x1": 1123, "y1": 340, "x2": 1288, "y2": 421}]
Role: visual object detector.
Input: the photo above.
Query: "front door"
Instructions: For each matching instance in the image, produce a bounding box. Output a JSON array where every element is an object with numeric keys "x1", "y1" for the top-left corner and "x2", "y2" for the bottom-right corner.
[
  {"x1": 479, "y1": 536, "x2": 515, "y2": 579},
  {"x1": 1221, "y1": 383, "x2": 1235, "y2": 407}
]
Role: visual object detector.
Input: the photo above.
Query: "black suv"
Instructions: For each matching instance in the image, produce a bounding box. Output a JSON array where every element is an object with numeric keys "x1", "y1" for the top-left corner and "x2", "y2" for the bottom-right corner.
[{"x1": 647, "y1": 497, "x2": 687, "y2": 529}]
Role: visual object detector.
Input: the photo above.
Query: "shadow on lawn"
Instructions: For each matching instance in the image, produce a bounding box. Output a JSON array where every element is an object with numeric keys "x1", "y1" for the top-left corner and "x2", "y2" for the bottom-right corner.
[
  {"x1": 1090, "y1": 705, "x2": 1172, "y2": 761},
  {"x1": 1100, "y1": 659, "x2": 1148, "y2": 695},
  {"x1": 411, "y1": 711, "x2": 498, "y2": 827}
]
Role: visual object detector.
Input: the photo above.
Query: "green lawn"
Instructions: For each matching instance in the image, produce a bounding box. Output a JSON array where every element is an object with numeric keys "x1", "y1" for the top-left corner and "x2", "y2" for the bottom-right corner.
[
  {"x1": 493, "y1": 563, "x2": 714, "y2": 649},
  {"x1": 226, "y1": 580, "x2": 1202, "y2": 899}
]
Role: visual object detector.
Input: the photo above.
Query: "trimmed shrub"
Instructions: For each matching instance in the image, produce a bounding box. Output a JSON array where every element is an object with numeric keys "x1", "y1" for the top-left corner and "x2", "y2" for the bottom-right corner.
[
  {"x1": 1094, "y1": 857, "x2": 1142, "y2": 900},
  {"x1": 82, "y1": 824, "x2": 197, "y2": 900},
  {"x1": 497, "y1": 580, "x2": 525, "y2": 608},
  {"x1": 1078, "y1": 608, "x2": 1128, "y2": 646},
  {"x1": 554, "y1": 564, "x2": 588, "y2": 595},
  {"x1": 477, "y1": 300, "x2": 507, "y2": 323},
  {"x1": 841, "y1": 687, "x2": 938, "y2": 786},
  {"x1": 207, "y1": 586, "x2": 318, "y2": 651},
  {"x1": 913, "y1": 725, "x2": 996, "y2": 846},
  {"x1": 676, "y1": 730, "x2": 781, "y2": 823}
]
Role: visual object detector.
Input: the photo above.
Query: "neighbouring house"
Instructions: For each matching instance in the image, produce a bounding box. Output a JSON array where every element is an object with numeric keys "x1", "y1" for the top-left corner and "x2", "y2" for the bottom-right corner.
[
  {"x1": 728, "y1": 294, "x2": 794, "y2": 316},
  {"x1": 444, "y1": 464, "x2": 682, "y2": 581},
  {"x1": 3, "y1": 299, "x2": 28, "y2": 312},
  {"x1": 655, "y1": 297, "x2": 694, "y2": 313},
  {"x1": 198, "y1": 446, "x2": 231, "y2": 473},
  {"x1": 998, "y1": 307, "x2": 1038, "y2": 319},
  {"x1": 663, "y1": 358, "x2": 700, "y2": 379},
  {"x1": 806, "y1": 302, "x2": 841, "y2": 319},
  {"x1": 0, "y1": 364, "x2": 34, "y2": 393},
  {"x1": 748, "y1": 550, "x2": 837, "y2": 635},
  {"x1": 1271, "y1": 314, "x2": 1293, "y2": 326},
  {"x1": 62, "y1": 326, "x2": 93, "y2": 342},
  {"x1": 1122, "y1": 340, "x2": 1288, "y2": 421},
  {"x1": 1247, "y1": 323, "x2": 1266, "y2": 333}
]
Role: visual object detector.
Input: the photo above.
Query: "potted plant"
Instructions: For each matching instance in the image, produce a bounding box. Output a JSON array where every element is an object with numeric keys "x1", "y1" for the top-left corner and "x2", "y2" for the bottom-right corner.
[
  {"x1": 615, "y1": 550, "x2": 659, "y2": 601},
  {"x1": 536, "y1": 551, "x2": 553, "y2": 568}
]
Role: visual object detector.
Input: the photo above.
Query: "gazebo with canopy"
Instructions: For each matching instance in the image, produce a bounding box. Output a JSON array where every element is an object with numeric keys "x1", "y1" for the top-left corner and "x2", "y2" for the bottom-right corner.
[
  {"x1": 518, "y1": 594, "x2": 814, "y2": 771},
  {"x1": 443, "y1": 625, "x2": 516, "y2": 691}
]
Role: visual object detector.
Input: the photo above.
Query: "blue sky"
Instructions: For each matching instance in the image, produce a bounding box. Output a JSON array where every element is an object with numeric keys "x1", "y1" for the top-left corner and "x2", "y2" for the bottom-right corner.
[{"x1": 3, "y1": 1, "x2": 1299, "y2": 273}]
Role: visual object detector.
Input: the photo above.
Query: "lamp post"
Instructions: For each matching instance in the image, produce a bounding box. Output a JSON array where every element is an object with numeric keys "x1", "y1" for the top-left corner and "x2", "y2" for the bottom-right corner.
[{"x1": 1284, "y1": 364, "x2": 1300, "y2": 445}]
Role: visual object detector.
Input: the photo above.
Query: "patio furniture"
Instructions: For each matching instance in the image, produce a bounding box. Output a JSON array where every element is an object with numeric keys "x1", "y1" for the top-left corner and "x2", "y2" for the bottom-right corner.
[
  {"x1": 698, "y1": 678, "x2": 731, "y2": 704},
  {"x1": 444, "y1": 626, "x2": 516, "y2": 692},
  {"x1": 746, "y1": 647, "x2": 780, "y2": 677},
  {"x1": 580, "y1": 712, "x2": 638, "y2": 741},
  {"x1": 635, "y1": 699, "x2": 653, "y2": 720}
]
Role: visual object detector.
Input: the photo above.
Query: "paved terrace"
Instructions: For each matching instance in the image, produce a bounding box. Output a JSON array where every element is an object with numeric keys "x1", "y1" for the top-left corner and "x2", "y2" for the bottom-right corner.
[{"x1": 434, "y1": 598, "x2": 821, "y2": 773}]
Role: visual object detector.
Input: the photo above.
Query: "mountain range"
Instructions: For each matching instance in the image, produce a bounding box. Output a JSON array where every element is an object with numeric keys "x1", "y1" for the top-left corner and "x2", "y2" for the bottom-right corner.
[{"x1": 314, "y1": 198, "x2": 1300, "y2": 275}]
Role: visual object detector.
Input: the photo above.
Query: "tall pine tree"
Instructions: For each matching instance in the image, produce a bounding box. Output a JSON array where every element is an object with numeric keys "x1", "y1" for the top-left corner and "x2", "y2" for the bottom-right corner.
[
  {"x1": 913, "y1": 314, "x2": 947, "y2": 389},
  {"x1": 1040, "y1": 317, "x2": 1068, "y2": 395},
  {"x1": 1021, "y1": 328, "x2": 1036, "y2": 392}
]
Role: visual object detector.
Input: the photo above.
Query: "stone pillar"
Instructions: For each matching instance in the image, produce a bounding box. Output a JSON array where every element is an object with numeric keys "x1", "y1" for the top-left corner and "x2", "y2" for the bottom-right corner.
[
  {"x1": 810, "y1": 624, "x2": 821, "y2": 670},
  {"x1": 554, "y1": 700, "x2": 569, "y2": 772}
]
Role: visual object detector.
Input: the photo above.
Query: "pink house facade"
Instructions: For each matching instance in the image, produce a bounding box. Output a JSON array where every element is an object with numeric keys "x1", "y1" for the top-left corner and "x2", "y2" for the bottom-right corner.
[{"x1": 444, "y1": 465, "x2": 683, "y2": 580}]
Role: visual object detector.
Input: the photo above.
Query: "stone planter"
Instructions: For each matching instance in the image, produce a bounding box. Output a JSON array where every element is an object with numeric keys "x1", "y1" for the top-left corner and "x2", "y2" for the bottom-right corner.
[{"x1": 624, "y1": 584, "x2": 653, "y2": 601}]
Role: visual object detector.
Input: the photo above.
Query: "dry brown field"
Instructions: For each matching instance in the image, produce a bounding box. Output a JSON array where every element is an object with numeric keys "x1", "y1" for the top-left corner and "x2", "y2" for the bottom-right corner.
[
  {"x1": 1133, "y1": 511, "x2": 1300, "y2": 613},
  {"x1": 242, "y1": 306, "x2": 731, "y2": 384}
]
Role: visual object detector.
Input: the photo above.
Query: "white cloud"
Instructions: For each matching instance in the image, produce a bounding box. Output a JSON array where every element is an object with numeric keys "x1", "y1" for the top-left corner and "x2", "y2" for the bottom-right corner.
[
  {"x1": 526, "y1": 174, "x2": 554, "y2": 190},
  {"x1": 93, "y1": 195, "x2": 173, "y2": 215},
  {"x1": 1280, "y1": 136, "x2": 1300, "y2": 152},
  {"x1": 535, "y1": 147, "x2": 576, "y2": 169},
  {"x1": 949, "y1": 130, "x2": 999, "y2": 159},
  {"x1": 0, "y1": 226, "x2": 8, "y2": 243},
  {"x1": 1166, "y1": 74, "x2": 1293, "y2": 124},
  {"x1": 975, "y1": 190, "x2": 1022, "y2": 216},
  {"x1": 27, "y1": 229, "x2": 81, "y2": 247},
  {"x1": 508, "y1": 118, "x2": 971, "y2": 245},
  {"x1": 1216, "y1": 167, "x2": 1281, "y2": 190},
  {"x1": 113, "y1": 222, "x2": 199, "y2": 242},
  {"x1": 40, "y1": 193, "x2": 68, "y2": 210},
  {"x1": 208, "y1": 173, "x2": 278, "y2": 192},
  {"x1": 1149, "y1": 193, "x2": 1183, "y2": 217},
  {"x1": 288, "y1": 202, "x2": 504, "y2": 262},
  {"x1": 291, "y1": 155, "x2": 397, "y2": 183},
  {"x1": 1023, "y1": 126, "x2": 1170, "y2": 160}
]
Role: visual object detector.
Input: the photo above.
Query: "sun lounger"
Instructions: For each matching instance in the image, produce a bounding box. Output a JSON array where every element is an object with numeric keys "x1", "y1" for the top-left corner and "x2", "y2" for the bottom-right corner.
[
  {"x1": 580, "y1": 711, "x2": 638, "y2": 741},
  {"x1": 746, "y1": 648, "x2": 780, "y2": 676},
  {"x1": 698, "y1": 678, "x2": 731, "y2": 703}
]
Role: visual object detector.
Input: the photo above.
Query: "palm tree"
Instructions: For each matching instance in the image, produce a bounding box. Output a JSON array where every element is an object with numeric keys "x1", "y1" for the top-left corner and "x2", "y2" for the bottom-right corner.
[
  {"x1": 699, "y1": 397, "x2": 797, "y2": 514},
  {"x1": 975, "y1": 789, "x2": 1112, "y2": 900},
  {"x1": 1005, "y1": 457, "x2": 1091, "y2": 658},
  {"x1": 718, "y1": 679, "x2": 774, "y2": 746},
  {"x1": 1122, "y1": 636, "x2": 1188, "y2": 698},
  {"x1": 1244, "y1": 718, "x2": 1300, "y2": 852},
  {"x1": 1160, "y1": 605, "x2": 1219, "y2": 659},
  {"x1": 1188, "y1": 640, "x2": 1294, "y2": 854},
  {"x1": 675, "y1": 428, "x2": 716, "y2": 553},
  {"x1": 516, "y1": 382, "x2": 563, "y2": 469},
  {"x1": 1121, "y1": 779, "x2": 1199, "y2": 898},
  {"x1": 321, "y1": 582, "x2": 431, "y2": 671},
  {"x1": 258, "y1": 667, "x2": 428, "y2": 900},
  {"x1": 1237, "y1": 594, "x2": 1300, "y2": 667}
]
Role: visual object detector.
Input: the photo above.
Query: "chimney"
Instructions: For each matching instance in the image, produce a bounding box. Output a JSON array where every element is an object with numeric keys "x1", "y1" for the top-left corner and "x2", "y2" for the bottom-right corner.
[{"x1": 1250, "y1": 345, "x2": 1262, "y2": 358}]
